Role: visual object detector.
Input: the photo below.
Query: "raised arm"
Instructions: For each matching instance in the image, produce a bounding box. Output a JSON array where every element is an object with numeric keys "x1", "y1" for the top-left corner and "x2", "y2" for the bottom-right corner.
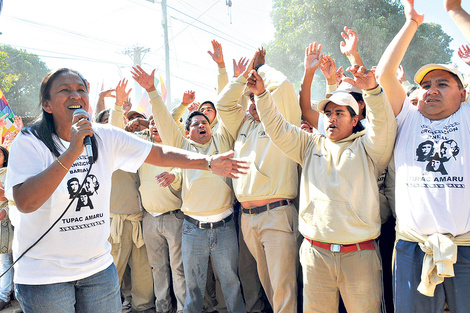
[
  {"x1": 446, "y1": 0, "x2": 470, "y2": 43},
  {"x1": 340, "y1": 26, "x2": 366, "y2": 67},
  {"x1": 170, "y1": 90, "x2": 195, "y2": 133},
  {"x1": 375, "y1": 0, "x2": 423, "y2": 116},
  {"x1": 109, "y1": 79, "x2": 132, "y2": 129},
  {"x1": 299, "y1": 42, "x2": 322, "y2": 129},
  {"x1": 94, "y1": 88, "x2": 115, "y2": 121},
  {"x1": 343, "y1": 65, "x2": 396, "y2": 171},
  {"x1": 131, "y1": 66, "x2": 185, "y2": 148},
  {"x1": 248, "y1": 69, "x2": 309, "y2": 165},
  {"x1": 208, "y1": 40, "x2": 229, "y2": 94}
]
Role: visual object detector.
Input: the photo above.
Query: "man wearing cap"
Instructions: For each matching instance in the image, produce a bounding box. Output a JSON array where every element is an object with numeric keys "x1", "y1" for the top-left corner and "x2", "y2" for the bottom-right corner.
[
  {"x1": 375, "y1": 0, "x2": 470, "y2": 311},
  {"x1": 216, "y1": 50, "x2": 301, "y2": 313},
  {"x1": 132, "y1": 65, "x2": 246, "y2": 313},
  {"x1": 247, "y1": 63, "x2": 395, "y2": 312}
]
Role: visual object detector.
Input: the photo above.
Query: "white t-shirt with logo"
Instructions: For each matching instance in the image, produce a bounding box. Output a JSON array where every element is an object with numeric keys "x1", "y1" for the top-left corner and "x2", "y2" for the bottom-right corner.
[
  {"x1": 395, "y1": 98, "x2": 470, "y2": 236},
  {"x1": 5, "y1": 124, "x2": 152, "y2": 284}
]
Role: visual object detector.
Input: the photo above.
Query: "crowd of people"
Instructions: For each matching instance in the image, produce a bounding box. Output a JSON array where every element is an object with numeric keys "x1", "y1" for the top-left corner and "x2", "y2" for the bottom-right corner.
[{"x1": 2, "y1": 0, "x2": 470, "y2": 312}]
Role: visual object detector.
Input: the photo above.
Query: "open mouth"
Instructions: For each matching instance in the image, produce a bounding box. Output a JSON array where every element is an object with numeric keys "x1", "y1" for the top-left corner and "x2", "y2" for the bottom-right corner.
[
  {"x1": 199, "y1": 130, "x2": 206, "y2": 134},
  {"x1": 68, "y1": 105, "x2": 82, "y2": 110}
]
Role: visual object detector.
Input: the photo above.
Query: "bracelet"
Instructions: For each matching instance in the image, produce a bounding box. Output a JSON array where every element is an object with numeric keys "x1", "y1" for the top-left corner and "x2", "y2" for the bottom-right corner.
[
  {"x1": 56, "y1": 158, "x2": 69, "y2": 172},
  {"x1": 207, "y1": 155, "x2": 213, "y2": 172},
  {"x1": 255, "y1": 63, "x2": 264, "y2": 72},
  {"x1": 410, "y1": 18, "x2": 419, "y2": 26}
]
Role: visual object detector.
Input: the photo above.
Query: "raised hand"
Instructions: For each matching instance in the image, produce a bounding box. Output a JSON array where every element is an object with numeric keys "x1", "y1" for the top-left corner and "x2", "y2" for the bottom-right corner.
[
  {"x1": 304, "y1": 42, "x2": 322, "y2": 73},
  {"x1": 336, "y1": 66, "x2": 345, "y2": 86},
  {"x1": 115, "y1": 79, "x2": 132, "y2": 106},
  {"x1": 208, "y1": 40, "x2": 225, "y2": 68},
  {"x1": 233, "y1": 57, "x2": 248, "y2": 77},
  {"x1": 320, "y1": 55, "x2": 337, "y2": 85},
  {"x1": 182, "y1": 90, "x2": 196, "y2": 106},
  {"x1": 209, "y1": 150, "x2": 248, "y2": 178},
  {"x1": 123, "y1": 99, "x2": 132, "y2": 114},
  {"x1": 247, "y1": 70, "x2": 266, "y2": 96},
  {"x1": 253, "y1": 47, "x2": 266, "y2": 70},
  {"x1": 343, "y1": 65, "x2": 379, "y2": 91},
  {"x1": 242, "y1": 50, "x2": 259, "y2": 78},
  {"x1": 188, "y1": 102, "x2": 200, "y2": 114},
  {"x1": 0, "y1": 113, "x2": 8, "y2": 128},
  {"x1": 396, "y1": 65, "x2": 406, "y2": 83},
  {"x1": 458, "y1": 44, "x2": 470, "y2": 66},
  {"x1": 403, "y1": 0, "x2": 424, "y2": 26},
  {"x1": 444, "y1": 0, "x2": 462, "y2": 11},
  {"x1": 340, "y1": 26, "x2": 358, "y2": 57},
  {"x1": 131, "y1": 66, "x2": 156, "y2": 92},
  {"x1": 14, "y1": 116, "x2": 23, "y2": 130},
  {"x1": 155, "y1": 171, "x2": 175, "y2": 188}
]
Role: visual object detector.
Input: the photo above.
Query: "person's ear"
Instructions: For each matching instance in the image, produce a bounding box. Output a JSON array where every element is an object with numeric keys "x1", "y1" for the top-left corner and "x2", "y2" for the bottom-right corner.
[
  {"x1": 42, "y1": 100, "x2": 53, "y2": 114},
  {"x1": 352, "y1": 115, "x2": 359, "y2": 127}
]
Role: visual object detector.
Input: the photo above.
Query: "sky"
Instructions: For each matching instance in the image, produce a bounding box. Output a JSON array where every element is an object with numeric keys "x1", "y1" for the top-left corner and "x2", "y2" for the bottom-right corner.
[{"x1": 0, "y1": 0, "x2": 469, "y2": 113}]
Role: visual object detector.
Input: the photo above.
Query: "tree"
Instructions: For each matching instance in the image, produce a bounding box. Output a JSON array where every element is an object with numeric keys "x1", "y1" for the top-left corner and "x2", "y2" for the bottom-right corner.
[
  {"x1": 267, "y1": 0, "x2": 453, "y2": 99},
  {"x1": 0, "y1": 45, "x2": 50, "y2": 116},
  {"x1": 0, "y1": 51, "x2": 20, "y2": 94}
]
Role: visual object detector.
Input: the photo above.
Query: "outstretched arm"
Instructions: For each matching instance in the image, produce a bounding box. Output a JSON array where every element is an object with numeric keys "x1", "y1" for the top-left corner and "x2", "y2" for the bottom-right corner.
[
  {"x1": 340, "y1": 26, "x2": 365, "y2": 67},
  {"x1": 145, "y1": 148, "x2": 247, "y2": 179},
  {"x1": 344, "y1": 65, "x2": 396, "y2": 171},
  {"x1": 109, "y1": 79, "x2": 132, "y2": 129},
  {"x1": 132, "y1": 66, "x2": 185, "y2": 148},
  {"x1": 208, "y1": 40, "x2": 230, "y2": 94},
  {"x1": 375, "y1": 0, "x2": 423, "y2": 116},
  {"x1": 446, "y1": 0, "x2": 470, "y2": 43},
  {"x1": 299, "y1": 42, "x2": 322, "y2": 129}
]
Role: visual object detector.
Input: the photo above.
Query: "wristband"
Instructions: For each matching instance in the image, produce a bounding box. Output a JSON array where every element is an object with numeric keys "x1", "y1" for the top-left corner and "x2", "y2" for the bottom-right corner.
[{"x1": 207, "y1": 155, "x2": 213, "y2": 172}]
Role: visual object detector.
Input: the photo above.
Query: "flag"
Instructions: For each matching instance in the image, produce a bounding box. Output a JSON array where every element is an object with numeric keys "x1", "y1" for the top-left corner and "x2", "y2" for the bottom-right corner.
[
  {"x1": 0, "y1": 88, "x2": 18, "y2": 142},
  {"x1": 159, "y1": 75, "x2": 167, "y2": 103},
  {"x1": 136, "y1": 90, "x2": 152, "y2": 118}
]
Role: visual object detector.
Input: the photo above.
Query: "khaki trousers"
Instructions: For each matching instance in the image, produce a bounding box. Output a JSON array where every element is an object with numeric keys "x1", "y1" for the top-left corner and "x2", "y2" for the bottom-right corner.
[
  {"x1": 300, "y1": 239, "x2": 382, "y2": 313},
  {"x1": 241, "y1": 204, "x2": 299, "y2": 313},
  {"x1": 110, "y1": 218, "x2": 154, "y2": 311}
]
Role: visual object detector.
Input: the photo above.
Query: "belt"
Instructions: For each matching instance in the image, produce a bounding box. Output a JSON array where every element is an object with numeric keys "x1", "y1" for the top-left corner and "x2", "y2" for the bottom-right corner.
[
  {"x1": 184, "y1": 214, "x2": 233, "y2": 229},
  {"x1": 242, "y1": 199, "x2": 293, "y2": 215},
  {"x1": 162, "y1": 209, "x2": 181, "y2": 215},
  {"x1": 305, "y1": 238, "x2": 376, "y2": 253}
]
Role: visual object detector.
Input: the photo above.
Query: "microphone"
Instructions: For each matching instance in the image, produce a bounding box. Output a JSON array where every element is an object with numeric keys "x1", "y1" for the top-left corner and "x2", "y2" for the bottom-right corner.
[{"x1": 73, "y1": 108, "x2": 94, "y2": 164}]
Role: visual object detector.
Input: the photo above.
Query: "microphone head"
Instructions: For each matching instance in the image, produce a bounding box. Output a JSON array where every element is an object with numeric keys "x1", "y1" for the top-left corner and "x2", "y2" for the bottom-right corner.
[{"x1": 73, "y1": 108, "x2": 90, "y2": 120}]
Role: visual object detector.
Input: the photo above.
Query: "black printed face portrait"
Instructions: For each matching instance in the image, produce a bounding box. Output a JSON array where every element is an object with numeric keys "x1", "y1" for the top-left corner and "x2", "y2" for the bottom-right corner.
[
  {"x1": 73, "y1": 174, "x2": 100, "y2": 212},
  {"x1": 66, "y1": 178, "x2": 80, "y2": 199},
  {"x1": 425, "y1": 153, "x2": 448, "y2": 175},
  {"x1": 416, "y1": 140, "x2": 435, "y2": 162},
  {"x1": 439, "y1": 139, "x2": 459, "y2": 162}
]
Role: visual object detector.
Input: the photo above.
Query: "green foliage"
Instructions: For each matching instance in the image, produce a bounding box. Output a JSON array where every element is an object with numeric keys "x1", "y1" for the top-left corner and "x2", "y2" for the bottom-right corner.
[
  {"x1": 267, "y1": 0, "x2": 453, "y2": 100},
  {"x1": 0, "y1": 45, "x2": 50, "y2": 116},
  {"x1": 0, "y1": 51, "x2": 20, "y2": 93}
]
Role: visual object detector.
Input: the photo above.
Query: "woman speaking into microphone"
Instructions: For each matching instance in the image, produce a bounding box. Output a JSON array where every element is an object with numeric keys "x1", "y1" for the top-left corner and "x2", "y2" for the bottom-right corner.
[{"x1": 4, "y1": 68, "x2": 246, "y2": 313}]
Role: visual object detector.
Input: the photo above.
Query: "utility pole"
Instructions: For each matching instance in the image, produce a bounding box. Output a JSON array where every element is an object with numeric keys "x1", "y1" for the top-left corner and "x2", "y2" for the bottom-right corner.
[
  {"x1": 144, "y1": 0, "x2": 171, "y2": 106},
  {"x1": 124, "y1": 46, "x2": 150, "y2": 105},
  {"x1": 161, "y1": 0, "x2": 171, "y2": 105}
]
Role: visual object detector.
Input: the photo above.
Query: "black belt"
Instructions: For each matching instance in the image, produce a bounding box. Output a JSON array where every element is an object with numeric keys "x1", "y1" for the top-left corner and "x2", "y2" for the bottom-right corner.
[
  {"x1": 162, "y1": 209, "x2": 181, "y2": 216},
  {"x1": 242, "y1": 199, "x2": 293, "y2": 215},
  {"x1": 184, "y1": 214, "x2": 233, "y2": 229}
]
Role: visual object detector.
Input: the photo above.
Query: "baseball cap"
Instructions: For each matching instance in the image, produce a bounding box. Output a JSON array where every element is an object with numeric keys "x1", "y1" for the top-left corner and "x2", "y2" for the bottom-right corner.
[
  {"x1": 414, "y1": 64, "x2": 465, "y2": 87},
  {"x1": 126, "y1": 110, "x2": 146, "y2": 120},
  {"x1": 317, "y1": 91, "x2": 359, "y2": 115}
]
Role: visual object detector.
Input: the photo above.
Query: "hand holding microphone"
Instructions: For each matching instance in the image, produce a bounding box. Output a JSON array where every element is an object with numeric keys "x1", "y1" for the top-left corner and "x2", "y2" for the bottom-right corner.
[{"x1": 72, "y1": 108, "x2": 94, "y2": 164}]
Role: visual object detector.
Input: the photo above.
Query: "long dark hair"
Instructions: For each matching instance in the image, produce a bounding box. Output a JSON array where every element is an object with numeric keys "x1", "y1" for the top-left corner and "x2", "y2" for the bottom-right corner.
[
  {"x1": 21, "y1": 68, "x2": 99, "y2": 162},
  {"x1": 0, "y1": 146, "x2": 8, "y2": 167}
]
